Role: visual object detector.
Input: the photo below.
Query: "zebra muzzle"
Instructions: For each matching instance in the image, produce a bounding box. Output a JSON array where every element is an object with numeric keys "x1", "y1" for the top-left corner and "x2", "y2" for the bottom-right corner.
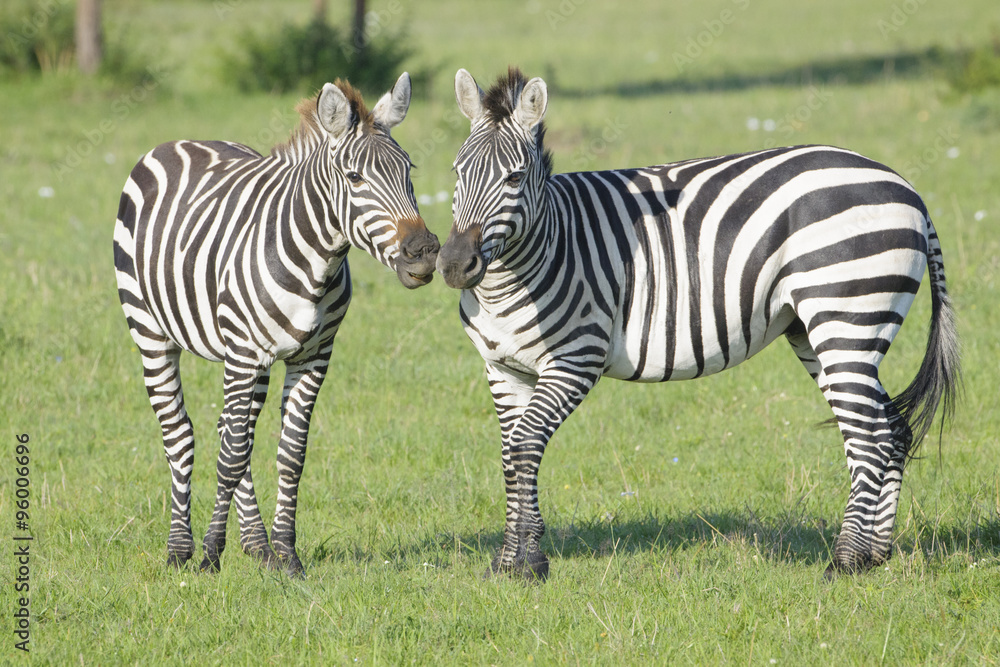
[
  {"x1": 395, "y1": 222, "x2": 440, "y2": 289},
  {"x1": 436, "y1": 225, "x2": 487, "y2": 290}
]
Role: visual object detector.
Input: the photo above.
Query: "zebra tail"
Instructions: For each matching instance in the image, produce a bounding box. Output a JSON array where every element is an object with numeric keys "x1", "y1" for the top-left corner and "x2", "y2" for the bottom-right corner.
[{"x1": 892, "y1": 221, "x2": 962, "y2": 458}]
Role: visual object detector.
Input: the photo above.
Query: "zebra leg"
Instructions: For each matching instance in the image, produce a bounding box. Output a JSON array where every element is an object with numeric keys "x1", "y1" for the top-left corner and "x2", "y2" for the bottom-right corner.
[
  {"x1": 483, "y1": 363, "x2": 536, "y2": 579},
  {"x1": 200, "y1": 362, "x2": 270, "y2": 572},
  {"x1": 141, "y1": 346, "x2": 197, "y2": 567},
  {"x1": 491, "y1": 365, "x2": 600, "y2": 582},
  {"x1": 786, "y1": 324, "x2": 910, "y2": 576},
  {"x1": 268, "y1": 357, "x2": 330, "y2": 576},
  {"x1": 228, "y1": 373, "x2": 279, "y2": 565}
]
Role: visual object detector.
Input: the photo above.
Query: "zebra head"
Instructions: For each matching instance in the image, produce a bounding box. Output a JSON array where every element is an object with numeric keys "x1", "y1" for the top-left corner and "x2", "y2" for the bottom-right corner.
[
  {"x1": 437, "y1": 68, "x2": 551, "y2": 289},
  {"x1": 317, "y1": 72, "x2": 439, "y2": 288}
]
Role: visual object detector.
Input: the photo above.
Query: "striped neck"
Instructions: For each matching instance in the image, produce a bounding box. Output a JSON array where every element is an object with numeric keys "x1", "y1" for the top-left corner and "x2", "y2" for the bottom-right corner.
[
  {"x1": 476, "y1": 179, "x2": 557, "y2": 296},
  {"x1": 272, "y1": 144, "x2": 351, "y2": 294}
]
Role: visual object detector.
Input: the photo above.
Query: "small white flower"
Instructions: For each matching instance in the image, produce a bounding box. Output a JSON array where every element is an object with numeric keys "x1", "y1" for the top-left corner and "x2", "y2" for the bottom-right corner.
[
  {"x1": 104, "y1": 153, "x2": 116, "y2": 165},
  {"x1": 384, "y1": 560, "x2": 390, "y2": 565},
  {"x1": 417, "y1": 194, "x2": 434, "y2": 206},
  {"x1": 179, "y1": 581, "x2": 187, "y2": 587},
  {"x1": 434, "y1": 190, "x2": 450, "y2": 203},
  {"x1": 820, "y1": 643, "x2": 828, "y2": 649},
  {"x1": 38, "y1": 186, "x2": 55, "y2": 198},
  {"x1": 946, "y1": 147, "x2": 960, "y2": 159},
  {"x1": 974, "y1": 210, "x2": 987, "y2": 221},
  {"x1": 762, "y1": 119, "x2": 777, "y2": 132},
  {"x1": 746, "y1": 117, "x2": 761, "y2": 131}
]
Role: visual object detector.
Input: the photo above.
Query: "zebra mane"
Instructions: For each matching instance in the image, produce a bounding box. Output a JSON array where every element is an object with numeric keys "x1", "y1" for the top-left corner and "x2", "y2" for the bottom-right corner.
[
  {"x1": 270, "y1": 80, "x2": 373, "y2": 161},
  {"x1": 483, "y1": 67, "x2": 554, "y2": 178}
]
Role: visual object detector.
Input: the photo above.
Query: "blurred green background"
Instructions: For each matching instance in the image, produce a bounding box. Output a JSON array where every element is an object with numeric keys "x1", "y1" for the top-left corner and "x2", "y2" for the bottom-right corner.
[{"x1": 1, "y1": 0, "x2": 999, "y2": 663}]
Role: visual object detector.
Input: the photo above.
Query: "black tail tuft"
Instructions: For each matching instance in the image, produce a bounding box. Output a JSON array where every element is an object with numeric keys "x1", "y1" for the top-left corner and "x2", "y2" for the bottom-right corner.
[{"x1": 893, "y1": 229, "x2": 962, "y2": 458}]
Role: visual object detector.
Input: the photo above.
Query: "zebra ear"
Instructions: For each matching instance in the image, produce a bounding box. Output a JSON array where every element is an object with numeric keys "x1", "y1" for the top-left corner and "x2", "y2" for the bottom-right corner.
[
  {"x1": 455, "y1": 68, "x2": 484, "y2": 124},
  {"x1": 372, "y1": 72, "x2": 411, "y2": 129},
  {"x1": 317, "y1": 82, "x2": 354, "y2": 141},
  {"x1": 514, "y1": 77, "x2": 548, "y2": 131}
]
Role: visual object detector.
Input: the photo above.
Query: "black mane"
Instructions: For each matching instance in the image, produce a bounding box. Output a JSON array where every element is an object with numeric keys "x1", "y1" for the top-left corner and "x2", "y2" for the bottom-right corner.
[{"x1": 483, "y1": 67, "x2": 554, "y2": 177}]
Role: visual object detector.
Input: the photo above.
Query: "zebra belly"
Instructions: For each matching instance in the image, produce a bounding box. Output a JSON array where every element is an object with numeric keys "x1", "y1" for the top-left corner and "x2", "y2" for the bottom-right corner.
[{"x1": 603, "y1": 304, "x2": 797, "y2": 382}]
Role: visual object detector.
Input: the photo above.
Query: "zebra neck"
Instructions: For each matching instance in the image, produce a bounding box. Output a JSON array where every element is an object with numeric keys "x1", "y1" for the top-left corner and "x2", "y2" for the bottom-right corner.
[
  {"x1": 276, "y1": 151, "x2": 351, "y2": 292},
  {"x1": 477, "y1": 183, "x2": 559, "y2": 296}
]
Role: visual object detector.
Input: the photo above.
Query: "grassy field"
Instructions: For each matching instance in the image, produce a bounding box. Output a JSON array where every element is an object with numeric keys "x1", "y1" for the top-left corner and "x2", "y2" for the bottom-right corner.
[{"x1": 1, "y1": 0, "x2": 999, "y2": 663}]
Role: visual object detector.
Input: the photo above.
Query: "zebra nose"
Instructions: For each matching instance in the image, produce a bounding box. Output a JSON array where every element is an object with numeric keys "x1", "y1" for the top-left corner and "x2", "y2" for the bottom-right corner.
[{"x1": 437, "y1": 225, "x2": 486, "y2": 289}]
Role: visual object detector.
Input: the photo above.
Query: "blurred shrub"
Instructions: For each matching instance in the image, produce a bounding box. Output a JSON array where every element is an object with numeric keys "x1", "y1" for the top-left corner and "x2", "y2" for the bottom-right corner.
[
  {"x1": 0, "y1": 0, "x2": 158, "y2": 87},
  {"x1": 220, "y1": 16, "x2": 416, "y2": 95},
  {"x1": 948, "y1": 38, "x2": 1000, "y2": 92},
  {"x1": 0, "y1": 0, "x2": 75, "y2": 74}
]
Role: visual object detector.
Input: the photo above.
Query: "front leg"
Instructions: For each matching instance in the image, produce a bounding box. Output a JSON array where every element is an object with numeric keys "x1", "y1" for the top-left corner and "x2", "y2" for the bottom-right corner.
[
  {"x1": 486, "y1": 363, "x2": 600, "y2": 582},
  {"x1": 268, "y1": 353, "x2": 332, "y2": 576}
]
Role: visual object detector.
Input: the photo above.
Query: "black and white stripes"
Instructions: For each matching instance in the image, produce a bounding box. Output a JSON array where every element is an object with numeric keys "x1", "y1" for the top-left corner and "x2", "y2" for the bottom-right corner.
[
  {"x1": 437, "y1": 68, "x2": 959, "y2": 580},
  {"x1": 114, "y1": 73, "x2": 439, "y2": 574}
]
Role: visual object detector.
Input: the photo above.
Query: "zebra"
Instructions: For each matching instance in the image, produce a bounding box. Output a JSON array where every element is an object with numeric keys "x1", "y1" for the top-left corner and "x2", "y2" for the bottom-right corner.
[
  {"x1": 113, "y1": 73, "x2": 439, "y2": 575},
  {"x1": 435, "y1": 67, "x2": 960, "y2": 580}
]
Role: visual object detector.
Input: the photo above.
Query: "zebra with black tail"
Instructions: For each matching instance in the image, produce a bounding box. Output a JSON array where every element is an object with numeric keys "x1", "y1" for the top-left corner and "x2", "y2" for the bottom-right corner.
[
  {"x1": 436, "y1": 68, "x2": 959, "y2": 580},
  {"x1": 114, "y1": 73, "x2": 439, "y2": 575}
]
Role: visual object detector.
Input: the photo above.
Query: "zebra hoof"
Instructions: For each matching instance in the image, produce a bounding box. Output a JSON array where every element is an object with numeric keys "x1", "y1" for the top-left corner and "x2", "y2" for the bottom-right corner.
[
  {"x1": 199, "y1": 555, "x2": 221, "y2": 573},
  {"x1": 521, "y1": 550, "x2": 549, "y2": 582},
  {"x1": 166, "y1": 552, "x2": 193, "y2": 569},
  {"x1": 275, "y1": 551, "x2": 305, "y2": 578},
  {"x1": 246, "y1": 544, "x2": 280, "y2": 568},
  {"x1": 484, "y1": 550, "x2": 549, "y2": 583},
  {"x1": 824, "y1": 553, "x2": 875, "y2": 580}
]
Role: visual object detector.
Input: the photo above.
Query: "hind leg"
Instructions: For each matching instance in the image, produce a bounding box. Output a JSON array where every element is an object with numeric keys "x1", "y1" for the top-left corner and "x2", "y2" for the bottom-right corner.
[
  {"x1": 139, "y1": 346, "x2": 197, "y2": 567},
  {"x1": 227, "y1": 371, "x2": 280, "y2": 566},
  {"x1": 200, "y1": 360, "x2": 270, "y2": 572},
  {"x1": 785, "y1": 320, "x2": 910, "y2": 575}
]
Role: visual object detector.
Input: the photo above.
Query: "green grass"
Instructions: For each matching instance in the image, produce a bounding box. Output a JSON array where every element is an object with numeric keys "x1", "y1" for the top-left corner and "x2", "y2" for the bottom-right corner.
[{"x1": 1, "y1": 0, "x2": 999, "y2": 663}]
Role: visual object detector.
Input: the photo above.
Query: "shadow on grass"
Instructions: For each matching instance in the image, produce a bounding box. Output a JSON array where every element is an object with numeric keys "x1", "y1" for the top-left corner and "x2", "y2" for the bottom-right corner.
[
  {"x1": 342, "y1": 507, "x2": 1000, "y2": 573},
  {"x1": 549, "y1": 46, "x2": 960, "y2": 98},
  {"x1": 545, "y1": 507, "x2": 837, "y2": 567}
]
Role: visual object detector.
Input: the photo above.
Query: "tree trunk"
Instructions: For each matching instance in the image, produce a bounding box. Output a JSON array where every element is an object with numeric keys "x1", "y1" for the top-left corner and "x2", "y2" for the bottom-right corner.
[
  {"x1": 352, "y1": 0, "x2": 366, "y2": 55},
  {"x1": 75, "y1": 0, "x2": 103, "y2": 75},
  {"x1": 312, "y1": 0, "x2": 327, "y2": 23}
]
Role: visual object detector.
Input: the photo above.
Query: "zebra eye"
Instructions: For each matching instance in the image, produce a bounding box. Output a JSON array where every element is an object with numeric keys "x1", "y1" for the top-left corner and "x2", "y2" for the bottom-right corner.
[
  {"x1": 346, "y1": 171, "x2": 363, "y2": 185},
  {"x1": 506, "y1": 171, "x2": 525, "y2": 186}
]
